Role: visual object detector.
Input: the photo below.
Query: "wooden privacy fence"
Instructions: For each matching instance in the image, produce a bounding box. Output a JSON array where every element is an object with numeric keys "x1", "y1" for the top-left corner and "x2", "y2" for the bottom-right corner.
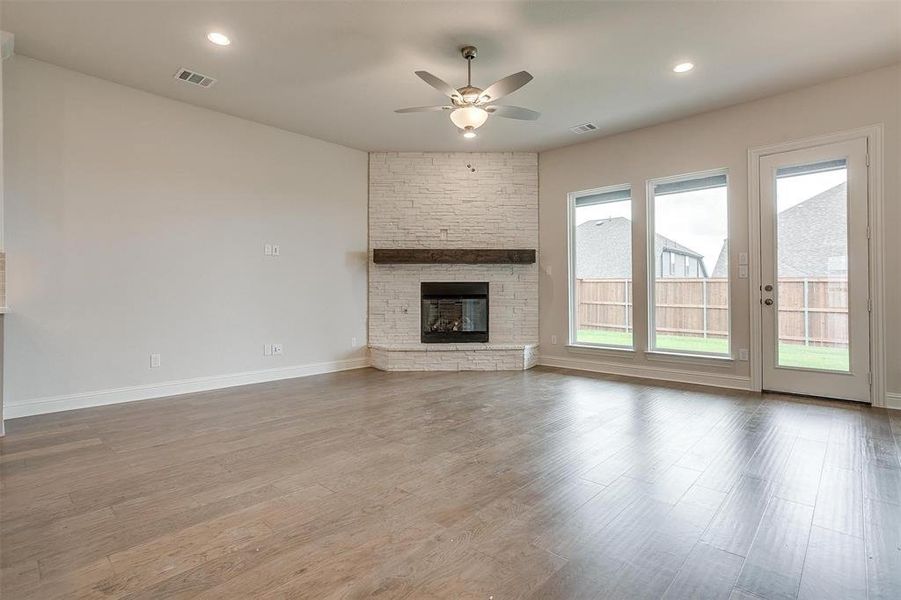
[
  {"x1": 576, "y1": 277, "x2": 848, "y2": 347},
  {"x1": 775, "y1": 278, "x2": 849, "y2": 347}
]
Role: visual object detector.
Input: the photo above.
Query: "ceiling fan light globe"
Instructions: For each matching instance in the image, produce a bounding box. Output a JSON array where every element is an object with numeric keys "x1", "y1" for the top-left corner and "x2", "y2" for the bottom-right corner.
[
  {"x1": 462, "y1": 127, "x2": 477, "y2": 139},
  {"x1": 449, "y1": 106, "x2": 488, "y2": 130}
]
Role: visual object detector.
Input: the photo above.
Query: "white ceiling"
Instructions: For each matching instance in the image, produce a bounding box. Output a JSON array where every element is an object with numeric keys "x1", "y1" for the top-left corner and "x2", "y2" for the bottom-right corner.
[{"x1": 3, "y1": 1, "x2": 899, "y2": 152}]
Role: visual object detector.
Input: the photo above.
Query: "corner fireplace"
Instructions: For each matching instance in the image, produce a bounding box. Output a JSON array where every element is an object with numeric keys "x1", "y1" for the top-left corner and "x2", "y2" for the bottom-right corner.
[{"x1": 421, "y1": 282, "x2": 489, "y2": 343}]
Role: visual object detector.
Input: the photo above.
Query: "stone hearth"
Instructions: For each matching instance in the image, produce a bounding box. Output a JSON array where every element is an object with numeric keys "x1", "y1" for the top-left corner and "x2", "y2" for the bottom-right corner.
[{"x1": 370, "y1": 343, "x2": 538, "y2": 371}]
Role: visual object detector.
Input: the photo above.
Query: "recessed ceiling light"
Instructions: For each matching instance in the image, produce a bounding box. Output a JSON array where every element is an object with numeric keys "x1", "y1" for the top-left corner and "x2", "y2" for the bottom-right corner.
[
  {"x1": 207, "y1": 32, "x2": 231, "y2": 46},
  {"x1": 673, "y1": 62, "x2": 694, "y2": 73}
]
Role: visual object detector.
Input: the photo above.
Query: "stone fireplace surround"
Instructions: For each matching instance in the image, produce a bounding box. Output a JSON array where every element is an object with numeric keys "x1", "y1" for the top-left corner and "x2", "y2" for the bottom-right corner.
[{"x1": 368, "y1": 152, "x2": 539, "y2": 371}]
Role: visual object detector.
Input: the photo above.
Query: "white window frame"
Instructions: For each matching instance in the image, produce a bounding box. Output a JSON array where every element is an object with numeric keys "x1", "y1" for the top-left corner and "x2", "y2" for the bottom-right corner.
[
  {"x1": 646, "y1": 168, "x2": 732, "y2": 358},
  {"x1": 567, "y1": 183, "x2": 634, "y2": 351}
]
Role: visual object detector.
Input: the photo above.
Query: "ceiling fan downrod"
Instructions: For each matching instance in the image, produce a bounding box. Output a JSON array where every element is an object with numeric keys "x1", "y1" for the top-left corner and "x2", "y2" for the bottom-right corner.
[{"x1": 462, "y1": 45, "x2": 477, "y2": 88}]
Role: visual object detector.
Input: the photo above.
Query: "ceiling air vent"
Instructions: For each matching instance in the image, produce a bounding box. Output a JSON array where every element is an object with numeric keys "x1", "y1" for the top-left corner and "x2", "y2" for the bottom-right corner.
[
  {"x1": 569, "y1": 122, "x2": 598, "y2": 134},
  {"x1": 174, "y1": 68, "x2": 217, "y2": 88}
]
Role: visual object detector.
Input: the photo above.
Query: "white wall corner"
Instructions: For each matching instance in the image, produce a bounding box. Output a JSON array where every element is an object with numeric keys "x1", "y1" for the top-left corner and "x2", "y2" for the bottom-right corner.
[
  {"x1": 886, "y1": 392, "x2": 901, "y2": 411},
  {"x1": 1, "y1": 32, "x2": 14, "y2": 61},
  {"x1": 0, "y1": 30, "x2": 8, "y2": 436}
]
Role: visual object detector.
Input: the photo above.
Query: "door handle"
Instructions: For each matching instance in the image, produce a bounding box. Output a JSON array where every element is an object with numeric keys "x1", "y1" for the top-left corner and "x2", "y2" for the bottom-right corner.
[
  {"x1": 764, "y1": 284, "x2": 773, "y2": 292},
  {"x1": 764, "y1": 298, "x2": 774, "y2": 306}
]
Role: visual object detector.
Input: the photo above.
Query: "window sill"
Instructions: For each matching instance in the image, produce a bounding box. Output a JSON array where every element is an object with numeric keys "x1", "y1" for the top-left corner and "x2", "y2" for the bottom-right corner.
[
  {"x1": 645, "y1": 350, "x2": 734, "y2": 368},
  {"x1": 566, "y1": 344, "x2": 636, "y2": 358}
]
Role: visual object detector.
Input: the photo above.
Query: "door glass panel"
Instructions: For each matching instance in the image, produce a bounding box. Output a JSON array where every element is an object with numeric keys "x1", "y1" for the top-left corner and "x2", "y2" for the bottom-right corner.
[{"x1": 775, "y1": 159, "x2": 849, "y2": 371}]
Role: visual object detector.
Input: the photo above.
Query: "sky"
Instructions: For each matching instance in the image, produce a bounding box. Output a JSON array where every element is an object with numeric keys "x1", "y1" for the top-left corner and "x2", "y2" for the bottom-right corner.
[{"x1": 575, "y1": 169, "x2": 846, "y2": 274}]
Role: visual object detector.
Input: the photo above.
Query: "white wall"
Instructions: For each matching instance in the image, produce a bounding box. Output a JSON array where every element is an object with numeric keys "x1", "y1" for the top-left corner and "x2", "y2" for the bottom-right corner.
[
  {"x1": 3, "y1": 57, "x2": 369, "y2": 417},
  {"x1": 539, "y1": 64, "x2": 900, "y2": 401},
  {"x1": 0, "y1": 39, "x2": 5, "y2": 432}
]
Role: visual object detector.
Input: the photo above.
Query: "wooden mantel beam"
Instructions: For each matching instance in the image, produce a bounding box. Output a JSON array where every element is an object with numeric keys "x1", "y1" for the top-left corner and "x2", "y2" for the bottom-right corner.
[{"x1": 372, "y1": 248, "x2": 536, "y2": 265}]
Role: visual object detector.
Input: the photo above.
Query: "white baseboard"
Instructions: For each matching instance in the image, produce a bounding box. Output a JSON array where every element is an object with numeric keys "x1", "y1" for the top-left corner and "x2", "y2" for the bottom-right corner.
[
  {"x1": 538, "y1": 355, "x2": 752, "y2": 391},
  {"x1": 886, "y1": 392, "x2": 901, "y2": 411},
  {"x1": 4, "y1": 357, "x2": 371, "y2": 419}
]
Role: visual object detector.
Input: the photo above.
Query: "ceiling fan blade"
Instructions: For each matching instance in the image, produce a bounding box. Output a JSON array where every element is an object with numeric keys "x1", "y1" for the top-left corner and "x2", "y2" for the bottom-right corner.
[
  {"x1": 395, "y1": 105, "x2": 454, "y2": 113},
  {"x1": 479, "y1": 71, "x2": 533, "y2": 103},
  {"x1": 485, "y1": 105, "x2": 540, "y2": 120},
  {"x1": 414, "y1": 71, "x2": 462, "y2": 100}
]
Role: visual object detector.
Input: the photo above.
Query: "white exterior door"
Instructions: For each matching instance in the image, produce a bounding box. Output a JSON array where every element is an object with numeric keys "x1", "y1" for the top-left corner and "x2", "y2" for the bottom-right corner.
[{"x1": 758, "y1": 138, "x2": 870, "y2": 402}]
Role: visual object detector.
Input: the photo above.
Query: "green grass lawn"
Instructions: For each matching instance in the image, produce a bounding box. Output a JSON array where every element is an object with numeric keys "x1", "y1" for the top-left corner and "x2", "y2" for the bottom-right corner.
[
  {"x1": 776, "y1": 344, "x2": 849, "y2": 372},
  {"x1": 576, "y1": 329, "x2": 849, "y2": 371}
]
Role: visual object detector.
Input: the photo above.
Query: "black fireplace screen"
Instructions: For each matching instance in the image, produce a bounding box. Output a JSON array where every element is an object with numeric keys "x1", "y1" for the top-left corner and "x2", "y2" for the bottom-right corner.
[{"x1": 421, "y1": 282, "x2": 489, "y2": 343}]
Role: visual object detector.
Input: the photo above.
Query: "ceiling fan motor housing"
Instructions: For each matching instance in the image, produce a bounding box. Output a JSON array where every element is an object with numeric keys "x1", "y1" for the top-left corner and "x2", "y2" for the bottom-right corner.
[{"x1": 457, "y1": 86, "x2": 483, "y2": 104}]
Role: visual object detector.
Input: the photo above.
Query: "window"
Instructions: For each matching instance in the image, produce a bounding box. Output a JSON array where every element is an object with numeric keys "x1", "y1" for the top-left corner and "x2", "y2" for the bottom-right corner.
[
  {"x1": 569, "y1": 185, "x2": 633, "y2": 348},
  {"x1": 648, "y1": 171, "x2": 729, "y2": 356}
]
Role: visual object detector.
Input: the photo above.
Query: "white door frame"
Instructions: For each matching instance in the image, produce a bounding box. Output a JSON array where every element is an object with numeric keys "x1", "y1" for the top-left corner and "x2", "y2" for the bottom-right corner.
[{"x1": 748, "y1": 125, "x2": 886, "y2": 406}]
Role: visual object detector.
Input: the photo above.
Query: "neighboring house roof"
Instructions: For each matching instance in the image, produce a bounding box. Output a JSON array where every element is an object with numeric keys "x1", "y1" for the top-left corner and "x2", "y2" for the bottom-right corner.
[
  {"x1": 576, "y1": 217, "x2": 706, "y2": 278},
  {"x1": 777, "y1": 182, "x2": 847, "y2": 277},
  {"x1": 657, "y1": 235, "x2": 704, "y2": 260},
  {"x1": 711, "y1": 240, "x2": 728, "y2": 277},
  {"x1": 576, "y1": 218, "x2": 633, "y2": 278},
  {"x1": 709, "y1": 182, "x2": 848, "y2": 279}
]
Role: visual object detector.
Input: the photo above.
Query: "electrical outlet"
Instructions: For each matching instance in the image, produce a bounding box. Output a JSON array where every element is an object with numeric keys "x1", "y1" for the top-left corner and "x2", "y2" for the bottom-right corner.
[
  {"x1": 351, "y1": 336, "x2": 358, "y2": 347},
  {"x1": 551, "y1": 335, "x2": 557, "y2": 345},
  {"x1": 738, "y1": 349, "x2": 749, "y2": 361},
  {"x1": 272, "y1": 343, "x2": 283, "y2": 355},
  {"x1": 150, "y1": 353, "x2": 161, "y2": 368},
  {"x1": 738, "y1": 265, "x2": 749, "y2": 279},
  {"x1": 263, "y1": 344, "x2": 272, "y2": 356},
  {"x1": 264, "y1": 243, "x2": 273, "y2": 256}
]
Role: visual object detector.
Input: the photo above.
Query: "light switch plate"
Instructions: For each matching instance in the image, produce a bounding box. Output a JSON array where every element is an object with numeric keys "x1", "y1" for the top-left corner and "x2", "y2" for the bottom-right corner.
[
  {"x1": 739, "y1": 252, "x2": 749, "y2": 266},
  {"x1": 738, "y1": 265, "x2": 749, "y2": 279}
]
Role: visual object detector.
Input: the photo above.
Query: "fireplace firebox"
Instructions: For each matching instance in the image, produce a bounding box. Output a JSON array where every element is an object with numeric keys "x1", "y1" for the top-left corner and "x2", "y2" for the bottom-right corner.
[{"x1": 421, "y1": 282, "x2": 489, "y2": 343}]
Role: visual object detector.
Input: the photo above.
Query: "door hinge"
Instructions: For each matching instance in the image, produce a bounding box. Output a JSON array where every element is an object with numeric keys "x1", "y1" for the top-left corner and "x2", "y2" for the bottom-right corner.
[
  {"x1": 867, "y1": 225, "x2": 871, "y2": 239},
  {"x1": 868, "y1": 372, "x2": 873, "y2": 386},
  {"x1": 867, "y1": 298, "x2": 872, "y2": 312},
  {"x1": 866, "y1": 153, "x2": 870, "y2": 167}
]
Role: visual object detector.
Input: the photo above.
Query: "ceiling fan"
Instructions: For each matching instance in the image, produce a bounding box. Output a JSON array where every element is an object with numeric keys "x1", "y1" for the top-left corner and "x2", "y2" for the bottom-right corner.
[{"x1": 395, "y1": 46, "x2": 539, "y2": 138}]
